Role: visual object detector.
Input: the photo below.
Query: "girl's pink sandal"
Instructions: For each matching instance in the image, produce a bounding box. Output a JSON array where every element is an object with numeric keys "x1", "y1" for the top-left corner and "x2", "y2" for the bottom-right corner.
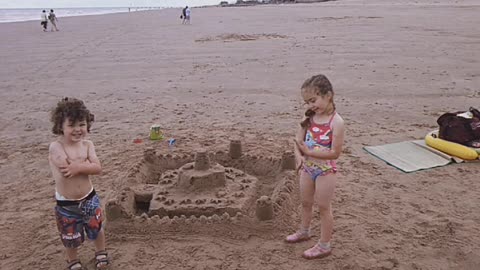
[
  {"x1": 285, "y1": 230, "x2": 311, "y2": 243},
  {"x1": 302, "y1": 243, "x2": 332, "y2": 259}
]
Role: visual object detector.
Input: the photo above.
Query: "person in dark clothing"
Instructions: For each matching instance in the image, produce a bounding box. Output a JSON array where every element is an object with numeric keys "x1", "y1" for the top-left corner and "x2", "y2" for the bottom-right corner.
[{"x1": 181, "y1": 6, "x2": 188, "y2": 24}]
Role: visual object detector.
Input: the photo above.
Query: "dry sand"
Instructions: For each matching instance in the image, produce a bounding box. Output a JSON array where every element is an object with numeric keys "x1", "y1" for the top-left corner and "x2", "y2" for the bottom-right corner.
[{"x1": 0, "y1": 0, "x2": 480, "y2": 269}]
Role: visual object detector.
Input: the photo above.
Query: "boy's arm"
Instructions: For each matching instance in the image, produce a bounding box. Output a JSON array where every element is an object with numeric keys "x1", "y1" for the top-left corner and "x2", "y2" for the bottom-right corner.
[
  {"x1": 63, "y1": 141, "x2": 102, "y2": 177},
  {"x1": 78, "y1": 140, "x2": 102, "y2": 175},
  {"x1": 49, "y1": 142, "x2": 69, "y2": 168}
]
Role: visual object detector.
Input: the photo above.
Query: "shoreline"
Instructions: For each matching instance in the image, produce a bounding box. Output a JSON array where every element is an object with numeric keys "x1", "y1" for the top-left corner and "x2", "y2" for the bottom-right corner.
[
  {"x1": 3, "y1": 0, "x2": 480, "y2": 25},
  {"x1": 0, "y1": 7, "x2": 163, "y2": 24}
]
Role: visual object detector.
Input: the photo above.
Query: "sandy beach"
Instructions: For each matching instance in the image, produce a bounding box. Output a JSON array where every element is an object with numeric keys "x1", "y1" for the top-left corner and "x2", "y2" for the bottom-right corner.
[{"x1": 0, "y1": 0, "x2": 479, "y2": 269}]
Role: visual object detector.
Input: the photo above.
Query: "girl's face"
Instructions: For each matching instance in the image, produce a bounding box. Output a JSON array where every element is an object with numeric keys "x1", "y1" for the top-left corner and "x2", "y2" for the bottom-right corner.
[
  {"x1": 62, "y1": 118, "x2": 87, "y2": 142},
  {"x1": 302, "y1": 91, "x2": 332, "y2": 115}
]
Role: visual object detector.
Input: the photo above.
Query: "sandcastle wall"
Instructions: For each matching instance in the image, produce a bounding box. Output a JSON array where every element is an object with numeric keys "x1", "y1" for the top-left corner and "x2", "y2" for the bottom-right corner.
[{"x1": 128, "y1": 150, "x2": 289, "y2": 186}]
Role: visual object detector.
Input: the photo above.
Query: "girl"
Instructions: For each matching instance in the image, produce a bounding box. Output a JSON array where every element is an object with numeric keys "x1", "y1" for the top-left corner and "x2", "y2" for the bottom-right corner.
[{"x1": 285, "y1": 74, "x2": 345, "y2": 259}]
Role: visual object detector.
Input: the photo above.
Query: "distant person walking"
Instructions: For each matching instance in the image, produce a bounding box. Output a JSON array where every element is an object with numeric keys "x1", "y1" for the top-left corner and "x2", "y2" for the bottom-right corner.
[
  {"x1": 185, "y1": 6, "x2": 191, "y2": 24},
  {"x1": 181, "y1": 6, "x2": 187, "y2": 24},
  {"x1": 48, "y1": 9, "x2": 59, "y2": 31},
  {"x1": 40, "y1": 10, "x2": 48, "y2": 32},
  {"x1": 181, "y1": 6, "x2": 191, "y2": 24}
]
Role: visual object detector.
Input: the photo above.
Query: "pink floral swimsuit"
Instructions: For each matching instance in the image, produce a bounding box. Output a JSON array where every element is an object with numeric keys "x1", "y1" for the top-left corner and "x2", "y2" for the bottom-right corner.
[{"x1": 303, "y1": 113, "x2": 337, "y2": 181}]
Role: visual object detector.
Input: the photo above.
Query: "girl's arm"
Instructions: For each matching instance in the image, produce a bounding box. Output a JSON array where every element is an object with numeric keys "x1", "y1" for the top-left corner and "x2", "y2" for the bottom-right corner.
[
  {"x1": 294, "y1": 125, "x2": 306, "y2": 171},
  {"x1": 296, "y1": 116, "x2": 345, "y2": 160}
]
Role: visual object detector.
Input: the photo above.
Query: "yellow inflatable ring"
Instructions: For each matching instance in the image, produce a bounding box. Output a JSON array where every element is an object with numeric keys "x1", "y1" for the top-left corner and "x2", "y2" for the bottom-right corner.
[{"x1": 425, "y1": 132, "x2": 478, "y2": 160}]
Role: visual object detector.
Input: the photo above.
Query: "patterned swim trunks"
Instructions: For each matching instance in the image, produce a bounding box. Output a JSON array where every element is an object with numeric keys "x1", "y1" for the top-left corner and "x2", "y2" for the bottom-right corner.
[{"x1": 54, "y1": 190, "x2": 103, "y2": 248}]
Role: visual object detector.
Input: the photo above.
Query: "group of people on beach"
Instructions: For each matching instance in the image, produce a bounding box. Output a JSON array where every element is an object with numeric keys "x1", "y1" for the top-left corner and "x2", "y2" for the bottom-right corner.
[
  {"x1": 40, "y1": 9, "x2": 59, "y2": 32},
  {"x1": 48, "y1": 74, "x2": 344, "y2": 269}
]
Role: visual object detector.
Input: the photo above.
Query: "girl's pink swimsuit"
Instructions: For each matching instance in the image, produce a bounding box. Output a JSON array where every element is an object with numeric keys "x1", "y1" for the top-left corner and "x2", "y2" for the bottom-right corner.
[{"x1": 303, "y1": 113, "x2": 337, "y2": 181}]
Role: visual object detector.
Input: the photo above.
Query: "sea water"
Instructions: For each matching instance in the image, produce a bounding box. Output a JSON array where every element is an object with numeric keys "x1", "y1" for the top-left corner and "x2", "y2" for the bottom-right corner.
[
  {"x1": 0, "y1": 8, "x2": 138, "y2": 23},
  {"x1": 0, "y1": 0, "x2": 233, "y2": 24}
]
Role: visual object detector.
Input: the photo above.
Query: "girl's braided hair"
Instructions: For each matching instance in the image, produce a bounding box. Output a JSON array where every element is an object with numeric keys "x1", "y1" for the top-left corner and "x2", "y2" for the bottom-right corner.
[{"x1": 300, "y1": 74, "x2": 335, "y2": 129}]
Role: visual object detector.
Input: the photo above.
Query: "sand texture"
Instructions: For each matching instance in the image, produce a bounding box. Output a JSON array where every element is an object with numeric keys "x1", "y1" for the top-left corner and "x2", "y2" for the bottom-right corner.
[{"x1": 0, "y1": 0, "x2": 480, "y2": 269}]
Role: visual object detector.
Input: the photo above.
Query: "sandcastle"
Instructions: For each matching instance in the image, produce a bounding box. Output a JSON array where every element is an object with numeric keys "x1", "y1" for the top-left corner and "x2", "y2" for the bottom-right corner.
[
  {"x1": 106, "y1": 140, "x2": 298, "y2": 231},
  {"x1": 146, "y1": 147, "x2": 259, "y2": 218}
]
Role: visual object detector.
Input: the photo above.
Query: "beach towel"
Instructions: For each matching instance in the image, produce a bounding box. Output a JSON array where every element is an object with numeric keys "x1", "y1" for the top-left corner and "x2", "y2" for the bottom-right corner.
[{"x1": 364, "y1": 140, "x2": 463, "y2": 173}]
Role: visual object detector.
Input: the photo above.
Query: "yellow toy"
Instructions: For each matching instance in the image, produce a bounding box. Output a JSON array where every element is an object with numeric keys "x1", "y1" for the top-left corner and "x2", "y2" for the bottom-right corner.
[{"x1": 425, "y1": 131, "x2": 478, "y2": 160}]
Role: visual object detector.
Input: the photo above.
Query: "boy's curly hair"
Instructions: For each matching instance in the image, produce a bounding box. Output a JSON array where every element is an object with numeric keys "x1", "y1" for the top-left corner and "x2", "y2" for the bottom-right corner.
[{"x1": 50, "y1": 97, "x2": 94, "y2": 135}]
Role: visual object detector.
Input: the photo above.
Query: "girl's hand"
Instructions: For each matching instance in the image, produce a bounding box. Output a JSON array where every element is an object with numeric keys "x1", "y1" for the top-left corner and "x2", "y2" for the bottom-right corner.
[
  {"x1": 295, "y1": 154, "x2": 305, "y2": 174},
  {"x1": 294, "y1": 139, "x2": 311, "y2": 157}
]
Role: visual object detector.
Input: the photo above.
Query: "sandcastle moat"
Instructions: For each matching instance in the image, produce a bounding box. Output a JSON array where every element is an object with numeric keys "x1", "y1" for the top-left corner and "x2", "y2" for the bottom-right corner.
[{"x1": 106, "y1": 140, "x2": 298, "y2": 231}]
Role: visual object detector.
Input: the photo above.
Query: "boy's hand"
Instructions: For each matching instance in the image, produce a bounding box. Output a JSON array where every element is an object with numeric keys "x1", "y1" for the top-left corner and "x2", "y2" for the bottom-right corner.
[{"x1": 59, "y1": 159, "x2": 85, "y2": 178}]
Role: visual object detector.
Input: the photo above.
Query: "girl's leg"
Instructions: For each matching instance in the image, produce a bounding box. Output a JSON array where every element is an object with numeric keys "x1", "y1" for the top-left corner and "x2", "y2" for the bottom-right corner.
[
  {"x1": 286, "y1": 171, "x2": 315, "y2": 242},
  {"x1": 299, "y1": 171, "x2": 316, "y2": 230},
  {"x1": 302, "y1": 173, "x2": 336, "y2": 259},
  {"x1": 315, "y1": 173, "x2": 336, "y2": 243}
]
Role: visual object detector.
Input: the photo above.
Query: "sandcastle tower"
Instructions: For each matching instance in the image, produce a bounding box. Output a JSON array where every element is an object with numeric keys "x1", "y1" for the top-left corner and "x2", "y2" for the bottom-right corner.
[
  {"x1": 177, "y1": 149, "x2": 226, "y2": 190},
  {"x1": 194, "y1": 150, "x2": 210, "y2": 170},
  {"x1": 255, "y1": 196, "x2": 273, "y2": 221},
  {"x1": 229, "y1": 140, "x2": 242, "y2": 159},
  {"x1": 281, "y1": 151, "x2": 296, "y2": 170},
  {"x1": 144, "y1": 147, "x2": 162, "y2": 184},
  {"x1": 144, "y1": 147, "x2": 156, "y2": 163}
]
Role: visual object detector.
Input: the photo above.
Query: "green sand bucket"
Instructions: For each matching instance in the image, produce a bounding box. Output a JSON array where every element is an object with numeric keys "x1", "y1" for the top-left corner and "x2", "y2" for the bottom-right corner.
[{"x1": 150, "y1": 124, "x2": 164, "y2": 140}]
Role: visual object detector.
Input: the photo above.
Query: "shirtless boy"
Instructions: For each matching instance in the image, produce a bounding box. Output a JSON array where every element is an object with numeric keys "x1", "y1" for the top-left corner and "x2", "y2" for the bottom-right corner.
[{"x1": 49, "y1": 97, "x2": 109, "y2": 270}]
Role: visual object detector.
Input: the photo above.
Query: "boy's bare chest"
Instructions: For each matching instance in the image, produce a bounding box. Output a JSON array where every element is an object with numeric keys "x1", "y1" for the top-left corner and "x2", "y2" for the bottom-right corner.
[{"x1": 63, "y1": 144, "x2": 88, "y2": 161}]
